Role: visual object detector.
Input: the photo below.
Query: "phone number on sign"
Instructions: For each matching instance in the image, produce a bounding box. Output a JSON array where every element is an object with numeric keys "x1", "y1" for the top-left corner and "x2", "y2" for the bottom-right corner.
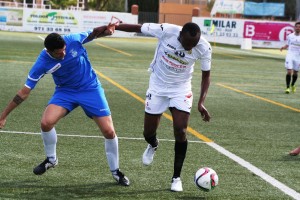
[
  {"x1": 34, "y1": 26, "x2": 71, "y2": 33},
  {"x1": 214, "y1": 32, "x2": 239, "y2": 37}
]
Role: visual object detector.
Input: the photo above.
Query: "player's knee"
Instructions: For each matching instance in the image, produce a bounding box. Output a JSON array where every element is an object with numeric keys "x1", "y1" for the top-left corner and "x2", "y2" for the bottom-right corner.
[
  {"x1": 40, "y1": 121, "x2": 54, "y2": 132},
  {"x1": 102, "y1": 129, "x2": 116, "y2": 139},
  {"x1": 174, "y1": 127, "x2": 187, "y2": 142}
]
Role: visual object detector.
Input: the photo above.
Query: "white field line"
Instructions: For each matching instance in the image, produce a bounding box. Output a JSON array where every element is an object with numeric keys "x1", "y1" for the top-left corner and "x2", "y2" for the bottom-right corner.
[
  {"x1": 214, "y1": 46, "x2": 285, "y2": 59},
  {"x1": 208, "y1": 142, "x2": 300, "y2": 200},
  {"x1": 1, "y1": 130, "x2": 300, "y2": 199},
  {"x1": 38, "y1": 35, "x2": 45, "y2": 41},
  {"x1": 0, "y1": 130, "x2": 204, "y2": 143}
]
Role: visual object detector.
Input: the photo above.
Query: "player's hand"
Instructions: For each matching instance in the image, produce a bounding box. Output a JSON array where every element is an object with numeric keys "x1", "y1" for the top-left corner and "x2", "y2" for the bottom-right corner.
[
  {"x1": 93, "y1": 25, "x2": 114, "y2": 38},
  {"x1": 106, "y1": 23, "x2": 116, "y2": 34},
  {"x1": 198, "y1": 104, "x2": 211, "y2": 122}
]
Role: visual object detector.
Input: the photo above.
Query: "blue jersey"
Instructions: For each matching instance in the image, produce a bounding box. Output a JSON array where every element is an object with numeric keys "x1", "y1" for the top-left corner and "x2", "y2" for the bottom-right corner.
[{"x1": 25, "y1": 31, "x2": 100, "y2": 91}]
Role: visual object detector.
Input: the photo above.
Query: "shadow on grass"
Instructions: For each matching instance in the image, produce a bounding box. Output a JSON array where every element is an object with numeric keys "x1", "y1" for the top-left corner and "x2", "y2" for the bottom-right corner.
[
  {"x1": 0, "y1": 180, "x2": 171, "y2": 199},
  {"x1": 280, "y1": 154, "x2": 300, "y2": 161}
]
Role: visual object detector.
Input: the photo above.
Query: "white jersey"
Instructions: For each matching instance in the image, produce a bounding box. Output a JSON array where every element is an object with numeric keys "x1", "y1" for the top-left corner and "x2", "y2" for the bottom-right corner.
[
  {"x1": 141, "y1": 23, "x2": 212, "y2": 85},
  {"x1": 286, "y1": 32, "x2": 300, "y2": 56}
]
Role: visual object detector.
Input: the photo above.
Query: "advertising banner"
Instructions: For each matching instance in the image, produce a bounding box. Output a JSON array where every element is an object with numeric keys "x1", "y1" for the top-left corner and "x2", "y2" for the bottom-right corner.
[
  {"x1": 0, "y1": 8, "x2": 23, "y2": 31},
  {"x1": 23, "y1": 9, "x2": 81, "y2": 34},
  {"x1": 244, "y1": 21, "x2": 294, "y2": 41},
  {"x1": 193, "y1": 17, "x2": 244, "y2": 45},
  {"x1": 244, "y1": 2, "x2": 285, "y2": 17},
  {"x1": 211, "y1": 0, "x2": 244, "y2": 16}
]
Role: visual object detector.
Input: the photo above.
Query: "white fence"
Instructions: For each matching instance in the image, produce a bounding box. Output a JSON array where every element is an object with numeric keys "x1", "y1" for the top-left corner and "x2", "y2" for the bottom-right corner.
[
  {"x1": 0, "y1": 7, "x2": 138, "y2": 37},
  {"x1": 0, "y1": 6, "x2": 296, "y2": 48}
]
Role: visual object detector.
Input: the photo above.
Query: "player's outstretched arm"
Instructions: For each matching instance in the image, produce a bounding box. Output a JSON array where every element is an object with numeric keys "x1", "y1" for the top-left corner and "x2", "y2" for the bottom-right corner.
[
  {"x1": 0, "y1": 86, "x2": 31, "y2": 129},
  {"x1": 115, "y1": 24, "x2": 142, "y2": 33},
  {"x1": 198, "y1": 70, "x2": 211, "y2": 122},
  {"x1": 88, "y1": 25, "x2": 114, "y2": 40}
]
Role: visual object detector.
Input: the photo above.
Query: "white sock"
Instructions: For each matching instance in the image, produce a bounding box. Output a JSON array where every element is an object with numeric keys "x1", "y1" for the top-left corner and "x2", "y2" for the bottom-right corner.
[
  {"x1": 105, "y1": 136, "x2": 119, "y2": 173},
  {"x1": 41, "y1": 127, "x2": 57, "y2": 163}
]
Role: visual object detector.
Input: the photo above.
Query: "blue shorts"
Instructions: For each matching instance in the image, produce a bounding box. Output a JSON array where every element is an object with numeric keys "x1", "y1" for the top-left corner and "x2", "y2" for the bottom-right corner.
[{"x1": 48, "y1": 86, "x2": 111, "y2": 118}]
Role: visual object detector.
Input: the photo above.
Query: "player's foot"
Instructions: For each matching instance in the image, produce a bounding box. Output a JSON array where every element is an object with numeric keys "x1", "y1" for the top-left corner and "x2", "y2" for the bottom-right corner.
[
  {"x1": 291, "y1": 85, "x2": 296, "y2": 93},
  {"x1": 289, "y1": 147, "x2": 300, "y2": 156},
  {"x1": 112, "y1": 169, "x2": 130, "y2": 186},
  {"x1": 142, "y1": 143, "x2": 158, "y2": 165},
  {"x1": 285, "y1": 88, "x2": 290, "y2": 94},
  {"x1": 33, "y1": 157, "x2": 58, "y2": 175},
  {"x1": 171, "y1": 177, "x2": 183, "y2": 192}
]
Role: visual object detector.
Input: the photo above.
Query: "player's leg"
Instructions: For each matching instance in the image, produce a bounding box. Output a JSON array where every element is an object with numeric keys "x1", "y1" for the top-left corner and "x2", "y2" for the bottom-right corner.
[
  {"x1": 285, "y1": 55, "x2": 293, "y2": 93},
  {"x1": 286, "y1": 69, "x2": 293, "y2": 93},
  {"x1": 93, "y1": 116, "x2": 129, "y2": 186},
  {"x1": 142, "y1": 88, "x2": 168, "y2": 165},
  {"x1": 33, "y1": 104, "x2": 68, "y2": 175},
  {"x1": 291, "y1": 59, "x2": 299, "y2": 93},
  {"x1": 168, "y1": 90, "x2": 193, "y2": 192},
  {"x1": 81, "y1": 87, "x2": 129, "y2": 186},
  {"x1": 142, "y1": 112, "x2": 161, "y2": 165},
  {"x1": 291, "y1": 70, "x2": 298, "y2": 93},
  {"x1": 169, "y1": 108, "x2": 190, "y2": 192}
]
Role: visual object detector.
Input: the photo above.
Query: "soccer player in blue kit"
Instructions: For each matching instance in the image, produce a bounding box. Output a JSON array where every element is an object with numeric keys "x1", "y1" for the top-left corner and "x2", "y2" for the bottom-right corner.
[{"x1": 0, "y1": 25, "x2": 130, "y2": 186}]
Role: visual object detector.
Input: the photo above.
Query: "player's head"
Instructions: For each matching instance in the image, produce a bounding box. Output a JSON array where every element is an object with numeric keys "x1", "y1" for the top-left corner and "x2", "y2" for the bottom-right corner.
[
  {"x1": 44, "y1": 33, "x2": 66, "y2": 60},
  {"x1": 295, "y1": 21, "x2": 300, "y2": 34},
  {"x1": 179, "y1": 22, "x2": 201, "y2": 51}
]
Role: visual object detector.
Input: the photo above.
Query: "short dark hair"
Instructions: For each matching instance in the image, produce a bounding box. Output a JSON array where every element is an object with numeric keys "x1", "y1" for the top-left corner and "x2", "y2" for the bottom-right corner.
[
  {"x1": 44, "y1": 33, "x2": 65, "y2": 51},
  {"x1": 296, "y1": 21, "x2": 300, "y2": 26},
  {"x1": 182, "y1": 22, "x2": 201, "y2": 37}
]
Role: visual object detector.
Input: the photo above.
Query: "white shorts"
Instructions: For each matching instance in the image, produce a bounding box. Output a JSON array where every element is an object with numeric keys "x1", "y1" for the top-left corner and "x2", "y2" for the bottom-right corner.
[
  {"x1": 144, "y1": 73, "x2": 193, "y2": 114},
  {"x1": 285, "y1": 54, "x2": 300, "y2": 71}
]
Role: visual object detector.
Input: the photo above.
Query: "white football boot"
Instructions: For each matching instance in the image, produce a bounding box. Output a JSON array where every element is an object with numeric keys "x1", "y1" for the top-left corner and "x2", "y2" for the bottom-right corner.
[{"x1": 171, "y1": 177, "x2": 183, "y2": 192}]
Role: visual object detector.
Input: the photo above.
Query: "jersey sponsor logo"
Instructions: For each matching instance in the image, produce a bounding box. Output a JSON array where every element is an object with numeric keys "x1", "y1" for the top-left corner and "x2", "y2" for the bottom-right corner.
[
  {"x1": 46, "y1": 63, "x2": 61, "y2": 74},
  {"x1": 164, "y1": 51, "x2": 188, "y2": 65},
  {"x1": 161, "y1": 56, "x2": 187, "y2": 72},
  {"x1": 167, "y1": 44, "x2": 176, "y2": 50}
]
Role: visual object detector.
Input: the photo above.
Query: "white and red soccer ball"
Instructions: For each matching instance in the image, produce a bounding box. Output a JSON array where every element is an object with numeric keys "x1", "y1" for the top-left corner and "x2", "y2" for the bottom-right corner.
[{"x1": 194, "y1": 167, "x2": 219, "y2": 191}]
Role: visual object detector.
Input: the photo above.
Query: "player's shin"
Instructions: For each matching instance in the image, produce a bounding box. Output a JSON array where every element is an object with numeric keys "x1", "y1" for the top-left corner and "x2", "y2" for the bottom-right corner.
[
  {"x1": 41, "y1": 127, "x2": 57, "y2": 162},
  {"x1": 105, "y1": 136, "x2": 119, "y2": 171},
  {"x1": 173, "y1": 140, "x2": 188, "y2": 178}
]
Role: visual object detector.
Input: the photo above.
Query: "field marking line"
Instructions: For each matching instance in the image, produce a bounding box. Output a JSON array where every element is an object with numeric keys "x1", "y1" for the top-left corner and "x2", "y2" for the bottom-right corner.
[
  {"x1": 95, "y1": 69, "x2": 213, "y2": 143},
  {"x1": 214, "y1": 46, "x2": 285, "y2": 59},
  {"x1": 208, "y1": 142, "x2": 300, "y2": 200},
  {"x1": 95, "y1": 70, "x2": 300, "y2": 199},
  {"x1": 38, "y1": 35, "x2": 45, "y2": 41},
  {"x1": 0, "y1": 130, "x2": 204, "y2": 143},
  {"x1": 214, "y1": 52, "x2": 245, "y2": 59},
  {"x1": 217, "y1": 83, "x2": 300, "y2": 112},
  {"x1": 2, "y1": 132, "x2": 300, "y2": 199},
  {"x1": 96, "y1": 42, "x2": 132, "y2": 57}
]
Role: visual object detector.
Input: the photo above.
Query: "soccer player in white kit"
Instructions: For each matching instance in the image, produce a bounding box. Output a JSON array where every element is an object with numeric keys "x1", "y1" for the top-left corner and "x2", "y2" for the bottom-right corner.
[
  {"x1": 280, "y1": 21, "x2": 300, "y2": 94},
  {"x1": 112, "y1": 22, "x2": 212, "y2": 192}
]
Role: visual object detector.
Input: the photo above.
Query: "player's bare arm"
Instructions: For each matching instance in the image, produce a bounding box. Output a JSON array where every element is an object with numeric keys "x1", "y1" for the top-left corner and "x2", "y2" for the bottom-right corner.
[
  {"x1": 280, "y1": 44, "x2": 288, "y2": 51},
  {"x1": 88, "y1": 25, "x2": 114, "y2": 40},
  {"x1": 115, "y1": 24, "x2": 142, "y2": 33},
  {"x1": 198, "y1": 70, "x2": 211, "y2": 122},
  {"x1": 0, "y1": 86, "x2": 31, "y2": 129}
]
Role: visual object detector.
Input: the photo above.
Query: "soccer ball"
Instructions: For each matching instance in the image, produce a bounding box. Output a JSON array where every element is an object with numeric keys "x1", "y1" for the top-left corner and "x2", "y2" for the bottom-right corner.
[{"x1": 194, "y1": 167, "x2": 218, "y2": 191}]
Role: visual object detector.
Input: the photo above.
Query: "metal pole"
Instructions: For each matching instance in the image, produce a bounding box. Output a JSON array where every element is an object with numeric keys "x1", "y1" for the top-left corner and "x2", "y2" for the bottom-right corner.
[{"x1": 296, "y1": 0, "x2": 300, "y2": 21}]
